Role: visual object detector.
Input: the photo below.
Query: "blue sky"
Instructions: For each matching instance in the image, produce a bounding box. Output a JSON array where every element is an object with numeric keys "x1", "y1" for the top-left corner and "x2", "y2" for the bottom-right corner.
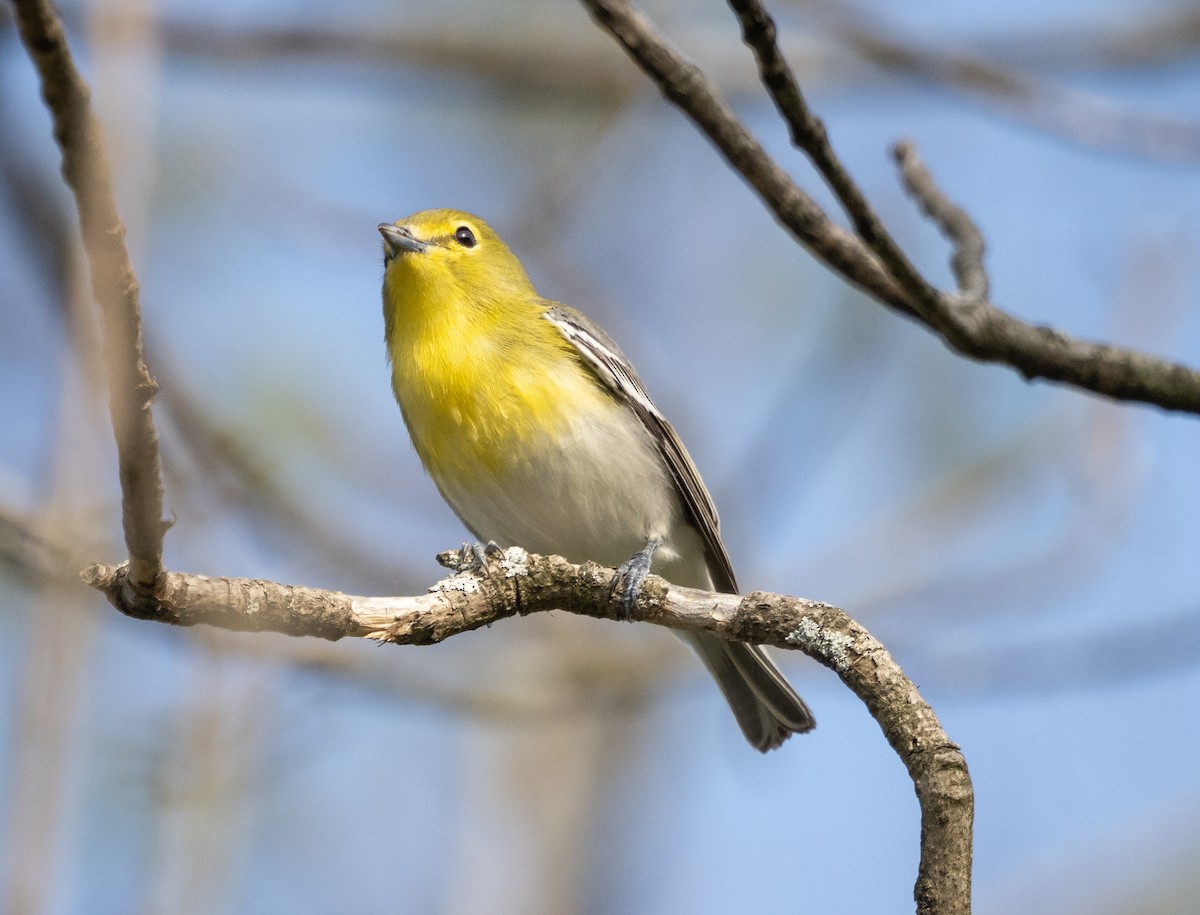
[{"x1": 3, "y1": 1, "x2": 1200, "y2": 912}]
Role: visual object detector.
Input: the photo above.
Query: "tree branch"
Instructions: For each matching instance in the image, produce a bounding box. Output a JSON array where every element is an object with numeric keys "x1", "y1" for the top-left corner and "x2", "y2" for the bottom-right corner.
[
  {"x1": 729, "y1": 0, "x2": 942, "y2": 308},
  {"x1": 82, "y1": 544, "x2": 973, "y2": 913},
  {"x1": 579, "y1": 0, "x2": 912, "y2": 314},
  {"x1": 892, "y1": 140, "x2": 989, "y2": 299},
  {"x1": 12, "y1": 0, "x2": 167, "y2": 590},
  {"x1": 579, "y1": 0, "x2": 1200, "y2": 415}
]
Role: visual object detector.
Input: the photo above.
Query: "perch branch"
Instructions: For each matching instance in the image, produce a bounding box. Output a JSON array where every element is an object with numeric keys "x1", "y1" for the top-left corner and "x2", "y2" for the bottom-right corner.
[{"x1": 81, "y1": 545, "x2": 973, "y2": 915}]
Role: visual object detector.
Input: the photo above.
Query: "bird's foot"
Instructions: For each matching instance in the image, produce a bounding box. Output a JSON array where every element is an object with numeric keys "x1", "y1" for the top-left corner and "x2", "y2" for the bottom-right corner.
[
  {"x1": 608, "y1": 536, "x2": 661, "y2": 620},
  {"x1": 456, "y1": 540, "x2": 504, "y2": 574}
]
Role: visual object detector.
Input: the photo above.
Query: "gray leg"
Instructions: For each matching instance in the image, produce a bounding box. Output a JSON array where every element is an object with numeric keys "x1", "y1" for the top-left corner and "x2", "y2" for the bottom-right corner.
[
  {"x1": 609, "y1": 536, "x2": 662, "y2": 618},
  {"x1": 456, "y1": 540, "x2": 503, "y2": 573}
]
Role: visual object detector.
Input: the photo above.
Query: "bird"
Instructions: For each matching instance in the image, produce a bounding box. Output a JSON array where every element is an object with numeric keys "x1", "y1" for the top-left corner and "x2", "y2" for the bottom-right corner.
[{"x1": 378, "y1": 208, "x2": 815, "y2": 750}]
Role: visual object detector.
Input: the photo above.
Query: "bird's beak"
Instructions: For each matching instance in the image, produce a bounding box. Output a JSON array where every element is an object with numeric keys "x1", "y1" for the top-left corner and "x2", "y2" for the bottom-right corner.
[{"x1": 378, "y1": 223, "x2": 429, "y2": 261}]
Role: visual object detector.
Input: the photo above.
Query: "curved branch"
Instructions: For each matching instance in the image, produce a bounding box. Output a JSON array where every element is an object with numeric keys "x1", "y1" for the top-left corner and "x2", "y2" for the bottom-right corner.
[
  {"x1": 81, "y1": 546, "x2": 973, "y2": 913},
  {"x1": 13, "y1": 0, "x2": 167, "y2": 589},
  {"x1": 580, "y1": 0, "x2": 1200, "y2": 415}
]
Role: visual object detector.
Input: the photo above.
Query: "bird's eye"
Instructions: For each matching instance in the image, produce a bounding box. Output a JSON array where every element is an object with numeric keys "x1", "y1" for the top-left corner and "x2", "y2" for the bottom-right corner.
[{"x1": 454, "y1": 226, "x2": 477, "y2": 248}]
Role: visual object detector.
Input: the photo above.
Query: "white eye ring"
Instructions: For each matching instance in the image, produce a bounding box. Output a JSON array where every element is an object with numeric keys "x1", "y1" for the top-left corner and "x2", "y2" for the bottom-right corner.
[{"x1": 454, "y1": 226, "x2": 477, "y2": 248}]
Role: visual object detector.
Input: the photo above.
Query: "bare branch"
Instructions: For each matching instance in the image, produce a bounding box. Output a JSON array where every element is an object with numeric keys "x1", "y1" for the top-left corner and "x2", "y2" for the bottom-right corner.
[
  {"x1": 578, "y1": 0, "x2": 912, "y2": 315},
  {"x1": 892, "y1": 140, "x2": 989, "y2": 299},
  {"x1": 12, "y1": 0, "x2": 167, "y2": 589},
  {"x1": 580, "y1": 0, "x2": 1200, "y2": 414},
  {"x1": 82, "y1": 544, "x2": 972, "y2": 912},
  {"x1": 728, "y1": 0, "x2": 941, "y2": 309}
]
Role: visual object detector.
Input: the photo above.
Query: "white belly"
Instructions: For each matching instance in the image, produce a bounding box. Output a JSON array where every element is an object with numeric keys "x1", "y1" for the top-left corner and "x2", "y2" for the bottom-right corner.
[{"x1": 433, "y1": 399, "x2": 710, "y2": 588}]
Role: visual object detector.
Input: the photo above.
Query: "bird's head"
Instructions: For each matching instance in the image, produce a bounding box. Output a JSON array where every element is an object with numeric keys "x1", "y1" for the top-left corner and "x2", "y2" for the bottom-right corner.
[{"x1": 378, "y1": 209, "x2": 536, "y2": 312}]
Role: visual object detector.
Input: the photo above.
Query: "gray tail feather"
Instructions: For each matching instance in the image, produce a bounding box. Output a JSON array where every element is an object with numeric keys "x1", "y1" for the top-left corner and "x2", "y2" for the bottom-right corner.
[{"x1": 684, "y1": 631, "x2": 816, "y2": 752}]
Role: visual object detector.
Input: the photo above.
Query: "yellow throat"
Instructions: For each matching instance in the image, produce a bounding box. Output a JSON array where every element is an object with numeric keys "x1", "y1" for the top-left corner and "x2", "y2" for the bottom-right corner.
[{"x1": 379, "y1": 209, "x2": 599, "y2": 480}]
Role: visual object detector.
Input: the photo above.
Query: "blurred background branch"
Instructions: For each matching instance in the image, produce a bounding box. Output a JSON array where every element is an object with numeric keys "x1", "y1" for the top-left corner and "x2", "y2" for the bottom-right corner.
[
  {"x1": 12, "y1": 0, "x2": 166, "y2": 589},
  {"x1": 796, "y1": 0, "x2": 1200, "y2": 163}
]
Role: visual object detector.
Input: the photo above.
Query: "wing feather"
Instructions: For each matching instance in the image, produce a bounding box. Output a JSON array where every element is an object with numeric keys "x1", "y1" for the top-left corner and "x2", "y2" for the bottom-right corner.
[{"x1": 543, "y1": 303, "x2": 738, "y2": 594}]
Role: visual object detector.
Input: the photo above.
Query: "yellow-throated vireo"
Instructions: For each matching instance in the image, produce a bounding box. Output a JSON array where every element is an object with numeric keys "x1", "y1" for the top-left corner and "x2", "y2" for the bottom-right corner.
[{"x1": 379, "y1": 209, "x2": 814, "y2": 751}]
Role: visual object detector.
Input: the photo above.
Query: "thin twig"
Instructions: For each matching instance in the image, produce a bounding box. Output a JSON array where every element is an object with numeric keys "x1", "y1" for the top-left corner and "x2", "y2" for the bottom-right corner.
[
  {"x1": 13, "y1": 0, "x2": 167, "y2": 590},
  {"x1": 892, "y1": 140, "x2": 989, "y2": 299},
  {"x1": 728, "y1": 0, "x2": 943, "y2": 312},
  {"x1": 579, "y1": 0, "x2": 913, "y2": 317}
]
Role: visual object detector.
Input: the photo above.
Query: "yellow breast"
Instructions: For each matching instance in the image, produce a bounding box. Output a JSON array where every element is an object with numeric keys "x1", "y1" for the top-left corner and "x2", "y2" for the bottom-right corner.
[{"x1": 388, "y1": 291, "x2": 607, "y2": 484}]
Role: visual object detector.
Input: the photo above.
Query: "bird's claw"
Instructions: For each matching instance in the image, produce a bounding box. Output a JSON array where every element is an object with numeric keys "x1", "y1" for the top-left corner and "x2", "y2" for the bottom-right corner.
[
  {"x1": 456, "y1": 540, "x2": 503, "y2": 574},
  {"x1": 609, "y1": 537, "x2": 661, "y2": 620}
]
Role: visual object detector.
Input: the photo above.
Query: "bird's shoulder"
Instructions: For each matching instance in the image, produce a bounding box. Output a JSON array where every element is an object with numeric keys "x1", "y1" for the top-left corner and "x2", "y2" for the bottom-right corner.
[{"x1": 541, "y1": 302, "x2": 653, "y2": 404}]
